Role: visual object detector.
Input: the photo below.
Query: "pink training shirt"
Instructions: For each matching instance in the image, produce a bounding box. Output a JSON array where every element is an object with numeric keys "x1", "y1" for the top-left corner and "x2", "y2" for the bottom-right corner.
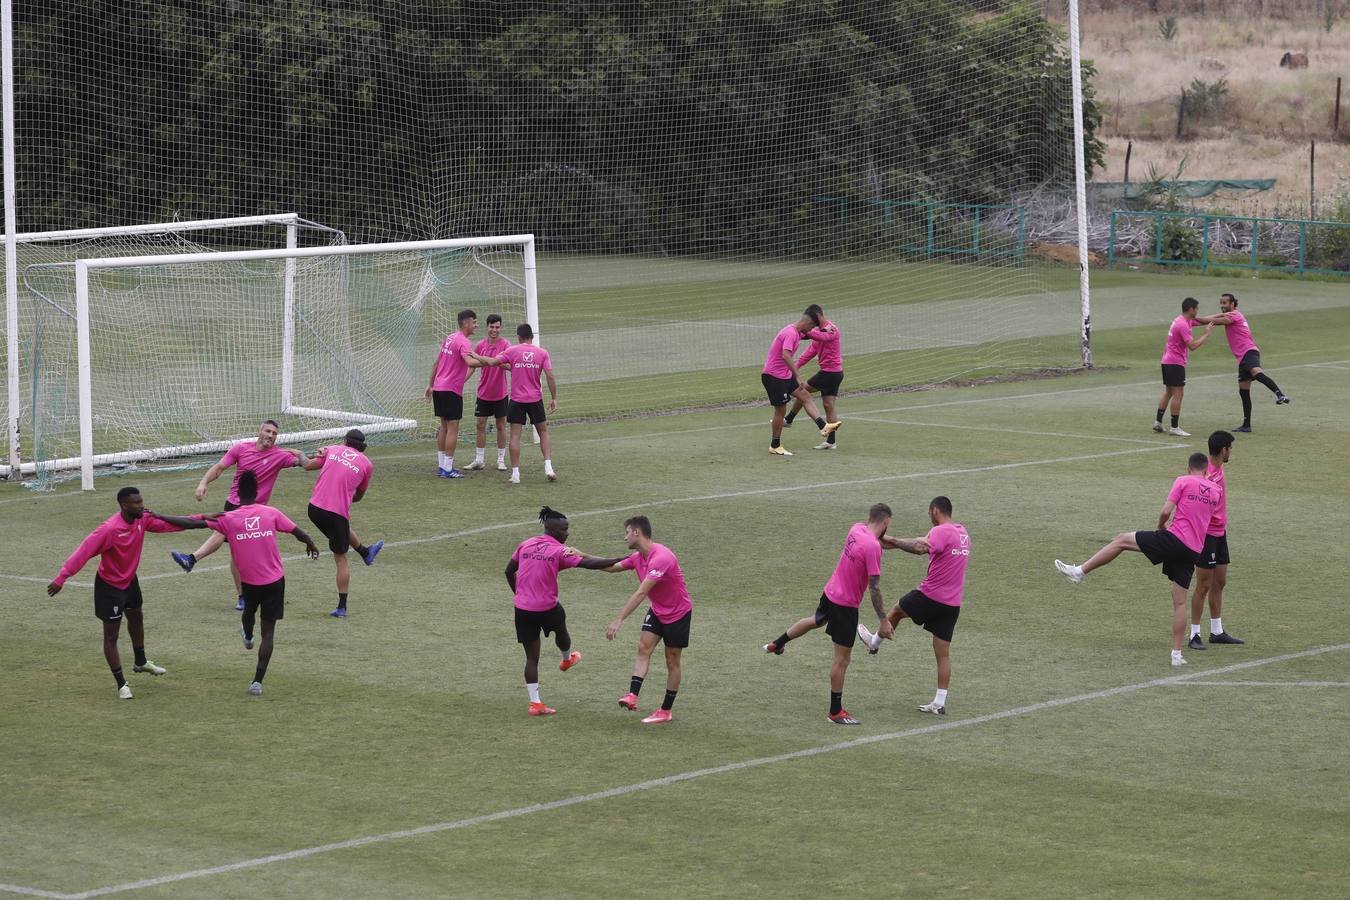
[
  {"x1": 217, "y1": 441, "x2": 299, "y2": 506},
  {"x1": 1205, "y1": 461, "x2": 1227, "y2": 537},
  {"x1": 492, "y1": 343, "x2": 551, "y2": 404},
  {"x1": 1223, "y1": 310, "x2": 1259, "y2": 360},
  {"x1": 309, "y1": 445, "x2": 373, "y2": 520},
  {"x1": 1161, "y1": 315, "x2": 1194, "y2": 367},
  {"x1": 473, "y1": 337, "x2": 510, "y2": 402},
  {"x1": 917, "y1": 522, "x2": 971, "y2": 606},
  {"x1": 511, "y1": 534, "x2": 581, "y2": 612},
  {"x1": 432, "y1": 331, "x2": 475, "y2": 394},
  {"x1": 822, "y1": 522, "x2": 882, "y2": 608},
  {"x1": 54, "y1": 511, "x2": 186, "y2": 589},
  {"x1": 1166, "y1": 474, "x2": 1224, "y2": 553},
  {"x1": 797, "y1": 320, "x2": 843, "y2": 373},
  {"x1": 762, "y1": 324, "x2": 802, "y2": 379},
  {"x1": 618, "y1": 542, "x2": 692, "y2": 624},
  {"x1": 207, "y1": 504, "x2": 297, "y2": 586}
]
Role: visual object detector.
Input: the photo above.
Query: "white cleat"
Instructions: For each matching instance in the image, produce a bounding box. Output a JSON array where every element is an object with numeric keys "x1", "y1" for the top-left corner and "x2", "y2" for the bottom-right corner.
[
  {"x1": 1168, "y1": 426, "x2": 1191, "y2": 437},
  {"x1": 118, "y1": 684, "x2": 133, "y2": 700},
  {"x1": 917, "y1": 701, "x2": 946, "y2": 716},
  {"x1": 240, "y1": 625, "x2": 254, "y2": 651},
  {"x1": 1151, "y1": 421, "x2": 1165, "y2": 433},
  {"x1": 509, "y1": 472, "x2": 521, "y2": 484},
  {"x1": 467, "y1": 459, "x2": 485, "y2": 471},
  {"x1": 249, "y1": 681, "x2": 263, "y2": 695},
  {"x1": 1171, "y1": 654, "x2": 1187, "y2": 667},
  {"x1": 1054, "y1": 560, "x2": 1084, "y2": 584},
  {"x1": 132, "y1": 660, "x2": 166, "y2": 676},
  {"x1": 497, "y1": 460, "x2": 508, "y2": 471},
  {"x1": 546, "y1": 471, "x2": 558, "y2": 482},
  {"x1": 856, "y1": 623, "x2": 883, "y2": 654},
  {"x1": 813, "y1": 442, "x2": 837, "y2": 450}
]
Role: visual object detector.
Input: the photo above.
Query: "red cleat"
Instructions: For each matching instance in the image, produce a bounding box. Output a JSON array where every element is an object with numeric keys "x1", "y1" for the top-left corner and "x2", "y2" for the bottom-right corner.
[
  {"x1": 559, "y1": 651, "x2": 582, "y2": 672},
  {"x1": 528, "y1": 701, "x2": 556, "y2": 716},
  {"x1": 827, "y1": 709, "x2": 861, "y2": 725},
  {"x1": 641, "y1": 708, "x2": 673, "y2": 724},
  {"x1": 618, "y1": 692, "x2": 639, "y2": 710}
]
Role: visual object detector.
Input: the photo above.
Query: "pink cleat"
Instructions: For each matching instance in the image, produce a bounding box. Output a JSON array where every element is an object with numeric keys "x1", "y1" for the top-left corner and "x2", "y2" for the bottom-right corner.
[
  {"x1": 559, "y1": 650, "x2": 581, "y2": 672},
  {"x1": 641, "y1": 708, "x2": 673, "y2": 724},
  {"x1": 618, "y1": 692, "x2": 639, "y2": 710},
  {"x1": 528, "y1": 701, "x2": 556, "y2": 716}
]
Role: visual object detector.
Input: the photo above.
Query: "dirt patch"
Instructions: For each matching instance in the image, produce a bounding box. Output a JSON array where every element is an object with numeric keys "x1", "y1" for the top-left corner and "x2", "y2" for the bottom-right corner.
[{"x1": 1032, "y1": 242, "x2": 1106, "y2": 266}]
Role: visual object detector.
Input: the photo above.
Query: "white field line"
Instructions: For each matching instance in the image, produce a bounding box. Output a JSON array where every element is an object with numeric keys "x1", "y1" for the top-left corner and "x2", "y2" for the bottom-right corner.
[
  {"x1": 1178, "y1": 680, "x2": 1350, "y2": 687},
  {"x1": 0, "y1": 442, "x2": 1180, "y2": 588},
  {"x1": 850, "y1": 416, "x2": 1176, "y2": 445},
  {"x1": 1307, "y1": 363, "x2": 1350, "y2": 371},
  {"x1": 4, "y1": 641, "x2": 1345, "y2": 900}
]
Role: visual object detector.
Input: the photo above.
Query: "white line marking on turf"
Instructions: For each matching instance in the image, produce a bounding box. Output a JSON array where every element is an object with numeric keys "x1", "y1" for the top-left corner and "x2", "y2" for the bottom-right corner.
[
  {"x1": 1308, "y1": 363, "x2": 1350, "y2": 371},
  {"x1": 850, "y1": 416, "x2": 1176, "y2": 445},
  {"x1": 1178, "y1": 680, "x2": 1350, "y2": 687},
  {"x1": 8, "y1": 642, "x2": 1345, "y2": 900}
]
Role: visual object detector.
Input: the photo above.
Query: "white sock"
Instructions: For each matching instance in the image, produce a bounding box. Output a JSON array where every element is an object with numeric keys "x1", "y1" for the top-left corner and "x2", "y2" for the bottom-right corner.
[
  {"x1": 474, "y1": 447, "x2": 485, "y2": 463},
  {"x1": 512, "y1": 467, "x2": 520, "y2": 478},
  {"x1": 1210, "y1": 617, "x2": 1223, "y2": 635},
  {"x1": 438, "y1": 451, "x2": 446, "y2": 468},
  {"x1": 446, "y1": 456, "x2": 454, "y2": 471},
  {"x1": 497, "y1": 448, "x2": 506, "y2": 461},
  {"x1": 527, "y1": 682, "x2": 540, "y2": 703},
  {"x1": 933, "y1": 689, "x2": 948, "y2": 706},
  {"x1": 561, "y1": 647, "x2": 571, "y2": 659},
  {"x1": 543, "y1": 458, "x2": 555, "y2": 474},
  {"x1": 1172, "y1": 649, "x2": 1184, "y2": 661},
  {"x1": 1190, "y1": 624, "x2": 1202, "y2": 638}
]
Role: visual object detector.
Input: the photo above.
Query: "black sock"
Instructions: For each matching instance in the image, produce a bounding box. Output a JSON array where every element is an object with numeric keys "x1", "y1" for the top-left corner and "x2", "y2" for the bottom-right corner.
[
  {"x1": 1240, "y1": 388, "x2": 1252, "y2": 425},
  {"x1": 814, "y1": 416, "x2": 826, "y2": 429},
  {"x1": 1155, "y1": 408, "x2": 1165, "y2": 423},
  {"x1": 1170, "y1": 414, "x2": 1179, "y2": 429},
  {"x1": 662, "y1": 689, "x2": 678, "y2": 711},
  {"x1": 830, "y1": 691, "x2": 843, "y2": 716},
  {"x1": 774, "y1": 632, "x2": 791, "y2": 649},
  {"x1": 337, "y1": 592, "x2": 348, "y2": 610},
  {"x1": 629, "y1": 675, "x2": 644, "y2": 696},
  {"x1": 254, "y1": 665, "x2": 267, "y2": 684},
  {"x1": 783, "y1": 410, "x2": 796, "y2": 424},
  {"x1": 827, "y1": 431, "x2": 836, "y2": 445},
  {"x1": 112, "y1": 667, "x2": 126, "y2": 688},
  {"x1": 1254, "y1": 372, "x2": 1281, "y2": 394},
  {"x1": 133, "y1": 645, "x2": 147, "y2": 667},
  {"x1": 188, "y1": 553, "x2": 197, "y2": 563},
  {"x1": 354, "y1": 544, "x2": 368, "y2": 557},
  {"x1": 771, "y1": 436, "x2": 780, "y2": 449}
]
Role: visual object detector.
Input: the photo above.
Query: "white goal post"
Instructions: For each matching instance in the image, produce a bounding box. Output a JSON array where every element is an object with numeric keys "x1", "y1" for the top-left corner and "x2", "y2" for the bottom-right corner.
[{"x1": 64, "y1": 234, "x2": 538, "y2": 490}]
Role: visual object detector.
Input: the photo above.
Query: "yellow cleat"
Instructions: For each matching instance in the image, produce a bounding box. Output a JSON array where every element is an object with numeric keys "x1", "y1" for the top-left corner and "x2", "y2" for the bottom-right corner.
[
  {"x1": 768, "y1": 446, "x2": 793, "y2": 457},
  {"x1": 820, "y1": 420, "x2": 842, "y2": 436}
]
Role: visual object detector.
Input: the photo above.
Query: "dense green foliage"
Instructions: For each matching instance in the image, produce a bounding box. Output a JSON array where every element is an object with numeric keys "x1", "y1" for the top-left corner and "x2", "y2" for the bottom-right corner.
[{"x1": 17, "y1": 1, "x2": 1102, "y2": 249}]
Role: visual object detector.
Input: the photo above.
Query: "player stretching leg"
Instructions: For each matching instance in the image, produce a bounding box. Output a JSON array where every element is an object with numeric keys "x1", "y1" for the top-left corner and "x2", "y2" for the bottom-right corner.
[
  {"x1": 306, "y1": 429, "x2": 384, "y2": 618},
  {"x1": 765, "y1": 503, "x2": 893, "y2": 725},
  {"x1": 1189, "y1": 430, "x2": 1244, "y2": 649},
  {"x1": 1197, "y1": 293, "x2": 1289, "y2": 433},
  {"x1": 762, "y1": 308, "x2": 841, "y2": 457},
  {"x1": 469, "y1": 313, "x2": 511, "y2": 472},
  {"x1": 1153, "y1": 298, "x2": 1212, "y2": 437},
  {"x1": 783, "y1": 305, "x2": 845, "y2": 450}
]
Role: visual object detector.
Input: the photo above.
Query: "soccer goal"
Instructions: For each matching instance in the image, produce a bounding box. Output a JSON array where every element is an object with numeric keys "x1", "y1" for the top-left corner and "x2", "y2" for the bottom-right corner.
[
  {"x1": 53, "y1": 234, "x2": 537, "y2": 490},
  {"x1": 2, "y1": 213, "x2": 348, "y2": 482}
]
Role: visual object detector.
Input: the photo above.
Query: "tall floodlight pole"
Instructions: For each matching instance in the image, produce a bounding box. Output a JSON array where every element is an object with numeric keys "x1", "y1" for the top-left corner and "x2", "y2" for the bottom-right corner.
[
  {"x1": 1067, "y1": 0, "x2": 1092, "y2": 368},
  {"x1": 2, "y1": 0, "x2": 19, "y2": 471}
]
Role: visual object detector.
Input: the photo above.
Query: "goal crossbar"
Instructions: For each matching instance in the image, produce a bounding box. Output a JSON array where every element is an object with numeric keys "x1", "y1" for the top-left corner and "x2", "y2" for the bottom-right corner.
[{"x1": 66, "y1": 234, "x2": 538, "y2": 490}]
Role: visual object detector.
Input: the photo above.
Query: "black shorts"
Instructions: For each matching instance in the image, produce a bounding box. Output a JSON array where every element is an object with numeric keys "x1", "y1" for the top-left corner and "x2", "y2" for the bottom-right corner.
[
  {"x1": 761, "y1": 373, "x2": 798, "y2": 407},
  {"x1": 475, "y1": 396, "x2": 509, "y2": 419},
  {"x1": 807, "y1": 370, "x2": 845, "y2": 397},
  {"x1": 641, "y1": 609, "x2": 691, "y2": 648},
  {"x1": 94, "y1": 574, "x2": 143, "y2": 622},
  {"x1": 242, "y1": 577, "x2": 285, "y2": 621},
  {"x1": 307, "y1": 503, "x2": 350, "y2": 555},
  {"x1": 432, "y1": 389, "x2": 464, "y2": 421},
  {"x1": 515, "y1": 603, "x2": 567, "y2": 643},
  {"x1": 813, "y1": 593, "x2": 859, "y2": 648},
  {"x1": 507, "y1": 400, "x2": 547, "y2": 426},
  {"x1": 1238, "y1": 349, "x2": 1262, "y2": 382},
  {"x1": 898, "y1": 589, "x2": 961, "y2": 643},
  {"x1": 1160, "y1": 364, "x2": 1186, "y2": 388},
  {"x1": 1196, "y1": 533, "x2": 1230, "y2": 570},
  {"x1": 1134, "y1": 529, "x2": 1199, "y2": 589},
  {"x1": 223, "y1": 499, "x2": 241, "y2": 512}
]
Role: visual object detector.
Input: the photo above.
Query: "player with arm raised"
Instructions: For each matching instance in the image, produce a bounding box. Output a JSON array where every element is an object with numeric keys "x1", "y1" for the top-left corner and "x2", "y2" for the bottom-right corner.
[
  {"x1": 472, "y1": 323, "x2": 558, "y2": 484},
  {"x1": 859, "y1": 496, "x2": 970, "y2": 715},
  {"x1": 204, "y1": 471, "x2": 320, "y2": 695},
  {"x1": 425, "y1": 308, "x2": 480, "y2": 478},
  {"x1": 306, "y1": 428, "x2": 384, "y2": 618},
  {"x1": 762, "y1": 308, "x2": 841, "y2": 457},
  {"x1": 47, "y1": 486, "x2": 209, "y2": 698},
  {"x1": 1055, "y1": 454, "x2": 1221, "y2": 667},
  {"x1": 1196, "y1": 293, "x2": 1289, "y2": 433},
  {"x1": 783, "y1": 304, "x2": 844, "y2": 450},
  {"x1": 468, "y1": 313, "x2": 511, "y2": 472},
  {"x1": 1153, "y1": 298, "x2": 1213, "y2": 437},
  {"x1": 169, "y1": 419, "x2": 306, "y2": 611},
  {"x1": 764, "y1": 503, "x2": 893, "y2": 725},
  {"x1": 504, "y1": 506, "x2": 626, "y2": 716}
]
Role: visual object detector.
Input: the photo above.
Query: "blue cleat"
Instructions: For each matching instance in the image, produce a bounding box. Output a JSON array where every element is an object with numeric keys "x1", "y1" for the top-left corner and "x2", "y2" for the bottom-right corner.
[
  {"x1": 361, "y1": 540, "x2": 384, "y2": 566},
  {"x1": 170, "y1": 551, "x2": 195, "y2": 573},
  {"x1": 240, "y1": 624, "x2": 254, "y2": 650},
  {"x1": 329, "y1": 607, "x2": 347, "y2": 618},
  {"x1": 443, "y1": 468, "x2": 465, "y2": 479},
  {"x1": 437, "y1": 467, "x2": 452, "y2": 478},
  {"x1": 234, "y1": 597, "x2": 246, "y2": 611}
]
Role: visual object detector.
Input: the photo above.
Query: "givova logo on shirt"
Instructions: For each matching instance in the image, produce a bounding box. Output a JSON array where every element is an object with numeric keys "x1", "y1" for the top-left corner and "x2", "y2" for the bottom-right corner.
[
  {"x1": 951, "y1": 532, "x2": 971, "y2": 557},
  {"x1": 329, "y1": 448, "x2": 364, "y2": 473},
  {"x1": 235, "y1": 516, "x2": 275, "y2": 541}
]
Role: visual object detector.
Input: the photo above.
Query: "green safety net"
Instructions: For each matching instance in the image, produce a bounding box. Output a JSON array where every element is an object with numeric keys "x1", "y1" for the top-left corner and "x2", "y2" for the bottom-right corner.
[{"x1": 1089, "y1": 179, "x2": 1276, "y2": 200}]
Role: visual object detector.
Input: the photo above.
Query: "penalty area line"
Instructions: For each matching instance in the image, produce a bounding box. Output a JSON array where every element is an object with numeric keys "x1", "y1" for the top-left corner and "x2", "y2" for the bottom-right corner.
[{"x1": 8, "y1": 641, "x2": 1347, "y2": 899}]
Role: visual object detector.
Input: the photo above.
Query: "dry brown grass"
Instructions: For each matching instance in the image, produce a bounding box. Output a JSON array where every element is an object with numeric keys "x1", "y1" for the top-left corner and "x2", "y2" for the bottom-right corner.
[{"x1": 1082, "y1": 8, "x2": 1350, "y2": 212}]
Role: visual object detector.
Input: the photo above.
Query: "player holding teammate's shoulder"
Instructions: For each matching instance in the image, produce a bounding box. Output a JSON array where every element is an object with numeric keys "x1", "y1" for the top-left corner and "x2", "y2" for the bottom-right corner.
[
  {"x1": 473, "y1": 323, "x2": 558, "y2": 484},
  {"x1": 1189, "y1": 430, "x2": 1244, "y2": 649},
  {"x1": 1153, "y1": 297, "x2": 1213, "y2": 437},
  {"x1": 306, "y1": 428, "x2": 384, "y2": 618},
  {"x1": 761, "y1": 307, "x2": 840, "y2": 457},
  {"x1": 859, "y1": 496, "x2": 970, "y2": 715},
  {"x1": 48, "y1": 486, "x2": 210, "y2": 698},
  {"x1": 784, "y1": 304, "x2": 845, "y2": 450},
  {"x1": 469, "y1": 313, "x2": 511, "y2": 472},
  {"x1": 425, "y1": 308, "x2": 480, "y2": 479},
  {"x1": 1196, "y1": 293, "x2": 1289, "y2": 432}
]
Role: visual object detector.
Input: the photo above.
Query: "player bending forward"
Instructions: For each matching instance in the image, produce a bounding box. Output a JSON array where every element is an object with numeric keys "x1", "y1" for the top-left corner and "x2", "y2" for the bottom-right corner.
[
  {"x1": 762, "y1": 307, "x2": 841, "y2": 456},
  {"x1": 858, "y1": 496, "x2": 970, "y2": 716},
  {"x1": 783, "y1": 304, "x2": 845, "y2": 450}
]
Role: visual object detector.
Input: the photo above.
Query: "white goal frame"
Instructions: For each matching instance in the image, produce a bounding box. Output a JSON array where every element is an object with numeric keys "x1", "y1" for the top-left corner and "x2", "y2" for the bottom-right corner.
[
  {"x1": 63, "y1": 234, "x2": 537, "y2": 490},
  {"x1": 1, "y1": 212, "x2": 345, "y2": 480}
]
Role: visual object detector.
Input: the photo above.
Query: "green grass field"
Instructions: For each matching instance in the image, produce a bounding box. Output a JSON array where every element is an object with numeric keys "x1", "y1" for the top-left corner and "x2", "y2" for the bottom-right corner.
[{"x1": 2, "y1": 266, "x2": 1349, "y2": 898}]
